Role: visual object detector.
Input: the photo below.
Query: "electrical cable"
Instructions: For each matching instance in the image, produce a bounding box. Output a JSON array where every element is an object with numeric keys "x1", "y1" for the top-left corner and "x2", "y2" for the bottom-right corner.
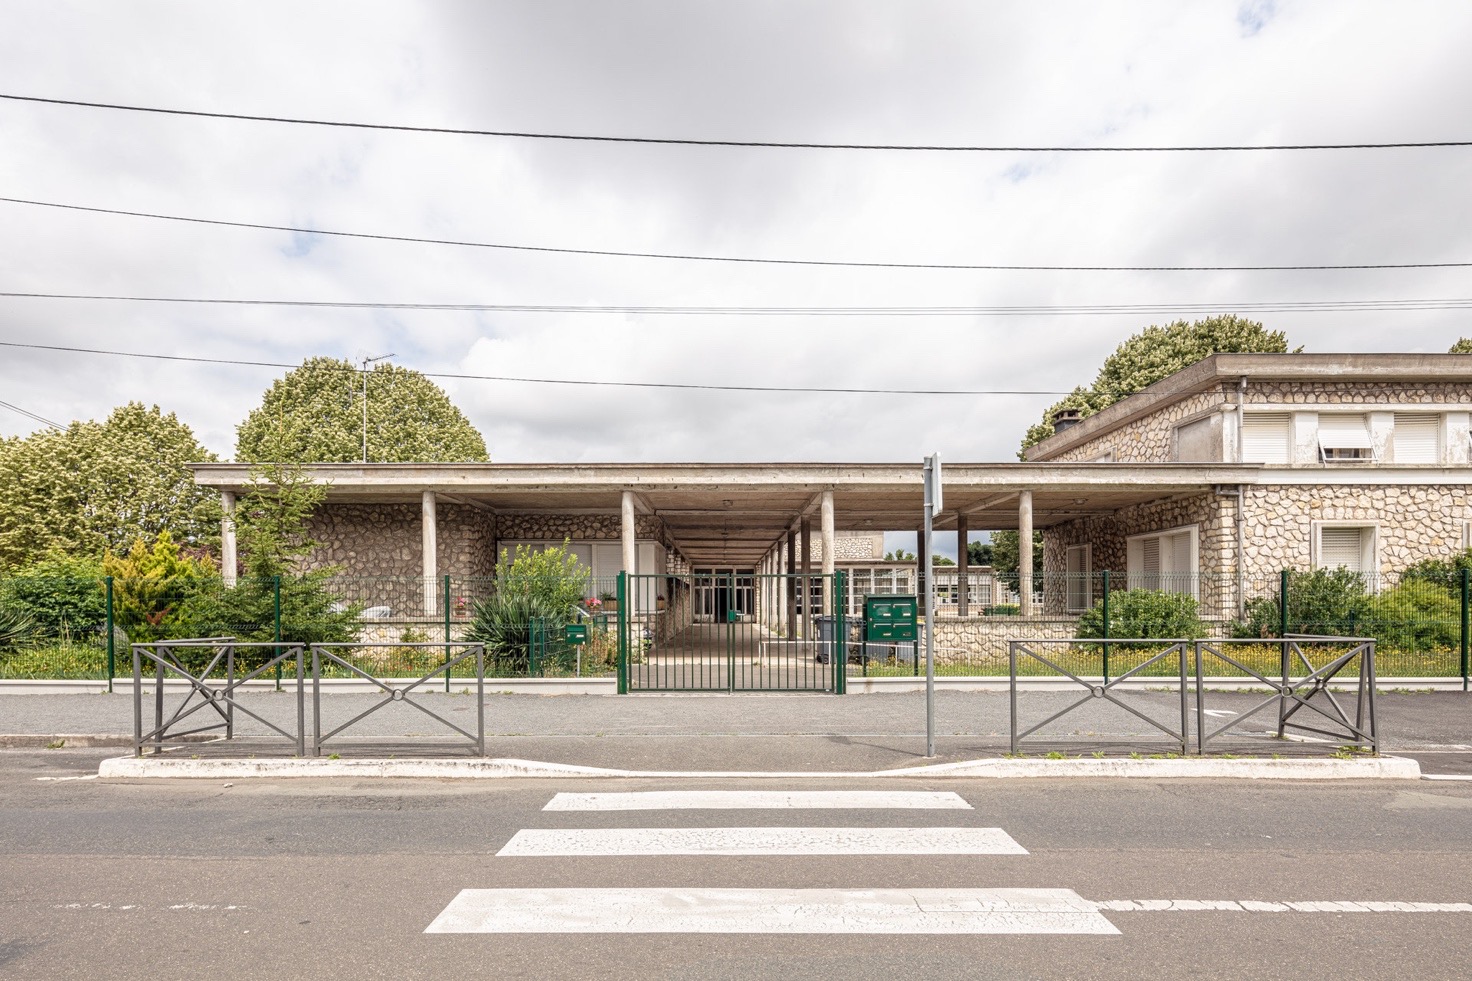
[
  {"x1": 3, "y1": 92, "x2": 1469, "y2": 152},
  {"x1": 3, "y1": 195, "x2": 1465, "y2": 273},
  {"x1": 0, "y1": 397, "x2": 62, "y2": 429}
]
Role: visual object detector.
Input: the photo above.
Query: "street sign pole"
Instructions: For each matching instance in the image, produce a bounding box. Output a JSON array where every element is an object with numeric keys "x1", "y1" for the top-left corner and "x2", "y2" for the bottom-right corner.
[{"x1": 923, "y1": 453, "x2": 942, "y2": 758}]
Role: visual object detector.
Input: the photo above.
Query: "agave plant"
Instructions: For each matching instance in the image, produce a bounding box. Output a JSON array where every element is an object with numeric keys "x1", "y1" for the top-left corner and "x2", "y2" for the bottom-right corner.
[
  {"x1": 464, "y1": 591, "x2": 571, "y2": 675},
  {"x1": 0, "y1": 603, "x2": 36, "y2": 652}
]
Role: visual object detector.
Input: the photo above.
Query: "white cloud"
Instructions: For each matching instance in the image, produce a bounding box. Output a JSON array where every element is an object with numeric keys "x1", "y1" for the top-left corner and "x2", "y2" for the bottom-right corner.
[{"x1": 2, "y1": 0, "x2": 1471, "y2": 480}]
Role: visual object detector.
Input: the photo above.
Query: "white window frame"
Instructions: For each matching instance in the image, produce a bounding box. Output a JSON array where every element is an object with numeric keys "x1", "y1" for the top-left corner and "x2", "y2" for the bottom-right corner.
[
  {"x1": 1391, "y1": 412, "x2": 1442, "y2": 465},
  {"x1": 1125, "y1": 524, "x2": 1200, "y2": 598},
  {"x1": 1310, "y1": 521, "x2": 1379, "y2": 579},
  {"x1": 1064, "y1": 544, "x2": 1092, "y2": 613},
  {"x1": 1317, "y1": 414, "x2": 1376, "y2": 463},
  {"x1": 1242, "y1": 412, "x2": 1291, "y2": 464}
]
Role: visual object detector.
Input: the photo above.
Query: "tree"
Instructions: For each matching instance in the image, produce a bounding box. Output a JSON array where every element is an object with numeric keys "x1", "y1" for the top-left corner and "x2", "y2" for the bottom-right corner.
[
  {"x1": 1021, "y1": 315, "x2": 1298, "y2": 451},
  {"x1": 0, "y1": 403, "x2": 219, "y2": 572},
  {"x1": 966, "y1": 541, "x2": 994, "y2": 566},
  {"x1": 1449, "y1": 338, "x2": 1472, "y2": 354},
  {"x1": 235, "y1": 357, "x2": 489, "y2": 463},
  {"x1": 102, "y1": 531, "x2": 215, "y2": 643},
  {"x1": 989, "y1": 530, "x2": 1043, "y2": 587},
  {"x1": 884, "y1": 549, "x2": 916, "y2": 562}
]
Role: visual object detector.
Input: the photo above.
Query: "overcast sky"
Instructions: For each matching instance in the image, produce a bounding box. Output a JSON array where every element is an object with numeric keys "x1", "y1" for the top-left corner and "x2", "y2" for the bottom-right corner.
[{"x1": 3, "y1": 0, "x2": 1471, "y2": 482}]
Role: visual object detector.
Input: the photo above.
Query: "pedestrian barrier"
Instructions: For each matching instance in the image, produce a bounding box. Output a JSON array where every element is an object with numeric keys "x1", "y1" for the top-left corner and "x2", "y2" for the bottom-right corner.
[
  {"x1": 310, "y1": 643, "x2": 485, "y2": 757},
  {"x1": 131, "y1": 640, "x2": 305, "y2": 757},
  {"x1": 1009, "y1": 639, "x2": 1191, "y2": 755},
  {"x1": 1195, "y1": 636, "x2": 1377, "y2": 754}
]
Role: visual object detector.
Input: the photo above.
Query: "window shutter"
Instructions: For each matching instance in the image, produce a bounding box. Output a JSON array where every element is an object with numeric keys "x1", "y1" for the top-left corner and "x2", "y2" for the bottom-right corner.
[
  {"x1": 1320, "y1": 527, "x2": 1366, "y2": 572},
  {"x1": 1242, "y1": 413, "x2": 1291, "y2": 463},
  {"x1": 1169, "y1": 530, "x2": 1193, "y2": 573},
  {"x1": 1392, "y1": 414, "x2": 1440, "y2": 464},
  {"x1": 1065, "y1": 546, "x2": 1089, "y2": 611},
  {"x1": 1317, "y1": 414, "x2": 1373, "y2": 461}
]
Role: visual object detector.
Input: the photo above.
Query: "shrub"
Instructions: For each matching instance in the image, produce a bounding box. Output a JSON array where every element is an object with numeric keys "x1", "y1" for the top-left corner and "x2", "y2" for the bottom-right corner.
[
  {"x1": 102, "y1": 531, "x2": 215, "y2": 643},
  {"x1": 1, "y1": 554, "x2": 106, "y2": 637},
  {"x1": 173, "y1": 573, "x2": 363, "y2": 669},
  {"x1": 1075, "y1": 589, "x2": 1207, "y2": 641},
  {"x1": 0, "y1": 602, "x2": 35, "y2": 652},
  {"x1": 1362, "y1": 582, "x2": 1460, "y2": 651},
  {"x1": 1399, "y1": 549, "x2": 1472, "y2": 593},
  {"x1": 464, "y1": 591, "x2": 571, "y2": 674},
  {"x1": 495, "y1": 542, "x2": 591, "y2": 614},
  {"x1": 1232, "y1": 568, "x2": 1371, "y2": 638}
]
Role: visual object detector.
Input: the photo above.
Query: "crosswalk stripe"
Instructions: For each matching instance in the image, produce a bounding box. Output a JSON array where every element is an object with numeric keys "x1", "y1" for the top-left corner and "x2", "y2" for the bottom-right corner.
[
  {"x1": 1093, "y1": 899, "x2": 1472, "y2": 912},
  {"x1": 496, "y1": 826, "x2": 1027, "y2": 856},
  {"x1": 543, "y1": 791, "x2": 973, "y2": 811},
  {"x1": 425, "y1": 887, "x2": 1118, "y2": 934}
]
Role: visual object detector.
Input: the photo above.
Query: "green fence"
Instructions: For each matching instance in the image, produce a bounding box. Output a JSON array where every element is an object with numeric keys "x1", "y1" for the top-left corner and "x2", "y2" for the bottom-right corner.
[
  {"x1": 2, "y1": 570, "x2": 1469, "y2": 685},
  {"x1": 0, "y1": 574, "x2": 622, "y2": 684}
]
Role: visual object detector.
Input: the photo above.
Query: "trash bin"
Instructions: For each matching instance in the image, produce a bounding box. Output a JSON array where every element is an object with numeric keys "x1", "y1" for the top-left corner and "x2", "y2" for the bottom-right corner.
[{"x1": 814, "y1": 615, "x2": 835, "y2": 663}]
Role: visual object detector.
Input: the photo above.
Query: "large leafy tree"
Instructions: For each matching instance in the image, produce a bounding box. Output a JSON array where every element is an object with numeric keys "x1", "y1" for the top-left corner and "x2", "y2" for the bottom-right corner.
[
  {"x1": 235, "y1": 357, "x2": 489, "y2": 463},
  {"x1": 1021, "y1": 315, "x2": 1297, "y2": 450},
  {"x1": 1449, "y1": 338, "x2": 1472, "y2": 354},
  {"x1": 0, "y1": 403, "x2": 219, "y2": 572},
  {"x1": 993, "y1": 316, "x2": 1297, "y2": 581}
]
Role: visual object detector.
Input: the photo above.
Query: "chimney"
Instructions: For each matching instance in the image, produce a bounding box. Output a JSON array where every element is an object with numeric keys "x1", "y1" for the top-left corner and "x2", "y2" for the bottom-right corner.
[{"x1": 1051, "y1": 408, "x2": 1083, "y2": 433}]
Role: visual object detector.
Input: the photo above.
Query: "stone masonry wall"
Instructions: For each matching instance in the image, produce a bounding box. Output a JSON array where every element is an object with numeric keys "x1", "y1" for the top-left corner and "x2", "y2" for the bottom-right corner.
[
  {"x1": 495, "y1": 513, "x2": 673, "y2": 549},
  {"x1": 1047, "y1": 388, "x2": 1230, "y2": 463},
  {"x1": 1240, "y1": 483, "x2": 1471, "y2": 582},
  {"x1": 306, "y1": 503, "x2": 495, "y2": 579}
]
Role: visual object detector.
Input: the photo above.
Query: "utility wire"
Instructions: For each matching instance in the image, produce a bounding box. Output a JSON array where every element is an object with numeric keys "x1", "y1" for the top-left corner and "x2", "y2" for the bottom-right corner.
[
  {"x1": 2, "y1": 291, "x2": 1470, "y2": 316},
  {"x1": 0, "y1": 338, "x2": 1158, "y2": 397},
  {"x1": 3, "y1": 195, "x2": 1466, "y2": 273},
  {"x1": 3, "y1": 92, "x2": 1469, "y2": 152},
  {"x1": 0, "y1": 397, "x2": 62, "y2": 429}
]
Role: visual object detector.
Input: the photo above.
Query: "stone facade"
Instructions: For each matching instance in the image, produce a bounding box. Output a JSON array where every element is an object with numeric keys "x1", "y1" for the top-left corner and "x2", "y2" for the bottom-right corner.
[
  {"x1": 496, "y1": 513, "x2": 674, "y2": 550},
  {"x1": 307, "y1": 503, "x2": 495, "y2": 579},
  {"x1": 1049, "y1": 387, "x2": 1231, "y2": 464}
]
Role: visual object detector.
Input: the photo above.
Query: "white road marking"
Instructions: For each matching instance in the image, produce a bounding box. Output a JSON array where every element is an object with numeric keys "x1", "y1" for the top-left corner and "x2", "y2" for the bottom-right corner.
[
  {"x1": 35, "y1": 775, "x2": 99, "y2": 782},
  {"x1": 425, "y1": 887, "x2": 1116, "y2": 934},
  {"x1": 497, "y1": 826, "x2": 1027, "y2": 856},
  {"x1": 1422, "y1": 774, "x2": 1472, "y2": 781},
  {"x1": 1092, "y1": 900, "x2": 1472, "y2": 912},
  {"x1": 1201, "y1": 709, "x2": 1237, "y2": 718},
  {"x1": 543, "y1": 791, "x2": 973, "y2": 811}
]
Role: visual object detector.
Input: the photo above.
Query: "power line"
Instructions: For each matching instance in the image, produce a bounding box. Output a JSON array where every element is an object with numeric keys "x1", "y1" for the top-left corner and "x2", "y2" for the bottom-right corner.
[
  {"x1": 3, "y1": 92, "x2": 1469, "y2": 152},
  {"x1": 0, "y1": 398, "x2": 62, "y2": 429},
  {"x1": 0, "y1": 338, "x2": 1132, "y2": 397},
  {"x1": 3, "y1": 291, "x2": 1471, "y2": 316},
  {"x1": 4, "y1": 195, "x2": 1466, "y2": 273}
]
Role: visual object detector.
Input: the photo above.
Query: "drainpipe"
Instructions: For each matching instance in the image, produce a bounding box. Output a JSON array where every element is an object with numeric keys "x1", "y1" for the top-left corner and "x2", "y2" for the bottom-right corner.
[{"x1": 1222, "y1": 485, "x2": 1246, "y2": 619}]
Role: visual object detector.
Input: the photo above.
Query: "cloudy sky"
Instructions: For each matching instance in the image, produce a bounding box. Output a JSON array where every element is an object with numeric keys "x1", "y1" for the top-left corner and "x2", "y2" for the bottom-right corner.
[{"x1": 3, "y1": 0, "x2": 1471, "y2": 472}]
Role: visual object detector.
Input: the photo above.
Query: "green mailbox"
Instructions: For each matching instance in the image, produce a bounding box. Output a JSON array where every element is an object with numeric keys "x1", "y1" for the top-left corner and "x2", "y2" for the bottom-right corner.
[
  {"x1": 864, "y1": 595, "x2": 918, "y2": 642},
  {"x1": 564, "y1": 623, "x2": 589, "y2": 646}
]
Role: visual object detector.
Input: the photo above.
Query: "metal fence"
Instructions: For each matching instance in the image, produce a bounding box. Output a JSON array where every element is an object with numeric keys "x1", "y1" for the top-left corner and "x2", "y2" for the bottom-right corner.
[{"x1": 3, "y1": 569, "x2": 1470, "y2": 686}]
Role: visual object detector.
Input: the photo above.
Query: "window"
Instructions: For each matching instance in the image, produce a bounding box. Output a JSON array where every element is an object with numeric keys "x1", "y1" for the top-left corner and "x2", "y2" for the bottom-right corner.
[
  {"x1": 1064, "y1": 545, "x2": 1092, "y2": 612},
  {"x1": 1318, "y1": 414, "x2": 1375, "y2": 463},
  {"x1": 1126, "y1": 525, "x2": 1198, "y2": 597},
  {"x1": 1242, "y1": 413, "x2": 1291, "y2": 464},
  {"x1": 1392, "y1": 413, "x2": 1441, "y2": 464},
  {"x1": 1314, "y1": 524, "x2": 1376, "y2": 575},
  {"x1": 1091, "y1": 451, "x2": 1115, "y2": 463}
]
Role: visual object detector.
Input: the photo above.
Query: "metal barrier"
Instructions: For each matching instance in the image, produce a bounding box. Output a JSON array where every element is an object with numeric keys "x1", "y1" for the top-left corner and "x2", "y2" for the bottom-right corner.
[
  {"x1": 132, "y1": 640, "x2": 305, "y2": 757},
  {"x1": 310, "y1": 643, "x2": 485, "y2": 756},
  {"x1": 1195, "y1": 636, "x2": 1377, "y2": 754},
  {"x1": 1009, "y1": 639, "x2": 1190, "y2": 755}
]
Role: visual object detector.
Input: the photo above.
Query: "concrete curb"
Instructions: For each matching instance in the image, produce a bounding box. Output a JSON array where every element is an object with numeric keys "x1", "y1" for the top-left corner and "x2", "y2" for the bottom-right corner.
[
  {"x1": 0, "y1": 733, "x2": 218, "y2": 749},
  {"x1": 96, "y1": 754, "x2": 1422, "y2": 781},
  {"x1": 0, "y1": 677, "x2": 618, "y2": 696}
]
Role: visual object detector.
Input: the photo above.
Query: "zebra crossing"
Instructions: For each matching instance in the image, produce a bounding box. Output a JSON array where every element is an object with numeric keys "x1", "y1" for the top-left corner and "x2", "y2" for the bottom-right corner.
[{"x1": 425, "y1": 788, "x2": 1120, "y2": 935}]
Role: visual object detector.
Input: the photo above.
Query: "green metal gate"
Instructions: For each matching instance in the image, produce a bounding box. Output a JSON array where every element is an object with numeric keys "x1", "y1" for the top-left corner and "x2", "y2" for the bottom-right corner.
[{"x1": 617, "y1": 572, "x2": 846, "y2": 693}]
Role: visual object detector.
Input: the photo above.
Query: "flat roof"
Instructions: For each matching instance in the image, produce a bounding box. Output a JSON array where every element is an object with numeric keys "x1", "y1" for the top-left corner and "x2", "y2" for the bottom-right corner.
[{"x1": 192, "y1": 461, "x2": 1259, "y2": 565}]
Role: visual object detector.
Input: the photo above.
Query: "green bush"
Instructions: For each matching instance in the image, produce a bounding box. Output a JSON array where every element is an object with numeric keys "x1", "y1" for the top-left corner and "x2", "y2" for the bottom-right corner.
[
  {"x1": 1399, "y1": 549, "x2": 1472, "y2": 593},
  {"x1": 1362, "y1": 582, "x2": 1460, "y2": 651},
  {"x1": 0, "y1": 602, "x2": 36, "y2": 652},
  {"x1": 1075, "y1": 589, "x2": 1206, "y2": 641},
  {"x1": 102, "y1": 531, "x2": 215, "y2": 643},
  {"x1": 173, "y1": 574, "x2": 362, "y2": 669},
  {"x1": 1233, "y1": 568, "x2": 1371, "y2": 638},
  {"x1": 495, "y1": 542, "x2": 591, "y2": 613},
  {"x1": 1, "y1": 555, "x2": 106, "y2": 636},
  {"x1": 465, "y1": 591, "x2": 571, "y2": 673}
]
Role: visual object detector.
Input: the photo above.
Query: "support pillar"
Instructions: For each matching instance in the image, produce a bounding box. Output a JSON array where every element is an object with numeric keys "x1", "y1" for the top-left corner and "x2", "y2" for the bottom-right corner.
[
  {"x1": 1019, "y1": 490, "x2": 1034, "y2": 616},
  {"x1": 220, "y1": 491, "x2": 237, "y2": 587},
  {"x1": 956, "y1": 514, "x2": 969, "y2": 617},
  {"x1": 621, "y1": 491, "x2": 637, "y2": 613},
  {"x1": 785, "y1": 529, "x2": 797, "y2": 638},
  {"x1": 800, "y1": 518, "x2": 813, "y2": 639},
  {"x1": 820, "y1": 491, "x2": 835, "y2": 616},
  {"x1": 422, "y1": 490, "x2": 438, "y2": 615}
]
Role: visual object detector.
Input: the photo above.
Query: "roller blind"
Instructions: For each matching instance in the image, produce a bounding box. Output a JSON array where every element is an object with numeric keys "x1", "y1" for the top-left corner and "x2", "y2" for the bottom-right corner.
[
  {"x1": 1318, "y1": 414, "x2": 1372, "y2": 449},
  {"x1": 1242, "y1": 413, "x2": 1291, "y2": 463},
  {"x1": 1392, "y1": 414, "x2": 1440, "y2": 464},
  {"x1": 1319, "y1": 527, "x2": 1368, "y2": 572}
]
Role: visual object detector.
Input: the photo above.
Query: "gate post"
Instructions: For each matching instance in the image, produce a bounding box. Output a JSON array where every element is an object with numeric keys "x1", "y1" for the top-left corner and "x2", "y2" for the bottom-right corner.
[
  {"x1": 1461, "y1": 568, "x2": 1469, "y2": 692},
  {"x1": 1101, "y1": 570, "x2": 1111, "y2": 685},
  {"x1": 105, "y1": 575, "x2": 115, "y2": 693},
  {"x1": 273, "y1": 575, "x2": 283, "y2": 693},
  {"x1": 616, "y1": 572, "x2": 628, "y2": 694},
  {"x1": 835, "y1": 571, "x2": 847, "y2": 694}
]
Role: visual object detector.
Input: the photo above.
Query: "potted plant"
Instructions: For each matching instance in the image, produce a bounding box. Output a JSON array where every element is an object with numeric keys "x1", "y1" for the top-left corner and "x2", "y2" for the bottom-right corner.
[{"x1": 599, "y1": 590, "x2": 618, "y2": 612}]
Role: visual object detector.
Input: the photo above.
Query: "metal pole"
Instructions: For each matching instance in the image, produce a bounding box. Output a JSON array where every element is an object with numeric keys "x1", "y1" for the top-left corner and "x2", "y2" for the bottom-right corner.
[
  {"x1": 616, "y1": 572, "x2": 628, "y2": 694},
  {"x1": 923, "y1": 454, "x2": 939, "y2": 759},
  {"x1": 1461, "y1": 568, "x2": 1469, "y2": 692},
  {"x1": 1101, "y1": 569, "x2": 1110, "y2": 685},
  {"x1": 444, "y1": 574, "x2": 452, "y2": 693},
  {"x1": 273, "y1": 575, "x2": 283, "y2": 693},
  {"x1": 105, "y1": 568, "x2": 114, "y2": 692}
]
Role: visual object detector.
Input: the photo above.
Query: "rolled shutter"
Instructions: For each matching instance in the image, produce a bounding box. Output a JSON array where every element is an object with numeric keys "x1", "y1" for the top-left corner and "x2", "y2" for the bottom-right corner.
[
  {"x1": 1243, "y1": 413, "x2": 1291, "y2": 463},
  {"x1": 1392, "y1": 414, "x2": 1440, "y2": 464},
  {"x1": 1319, "y1": 527, "x2": 1367, "y2": 572}
]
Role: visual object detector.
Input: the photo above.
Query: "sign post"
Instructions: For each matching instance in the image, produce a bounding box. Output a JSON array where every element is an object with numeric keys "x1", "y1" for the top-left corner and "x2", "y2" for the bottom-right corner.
[{"x1": 922, "y1": 453, "x2": 942, "y2": 758}]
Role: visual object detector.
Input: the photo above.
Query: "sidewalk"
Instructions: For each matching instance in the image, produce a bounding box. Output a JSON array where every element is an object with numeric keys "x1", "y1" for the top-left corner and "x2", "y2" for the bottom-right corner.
[{"x1": 3, "y1": 690, "x2": 1467, "y2": 772}]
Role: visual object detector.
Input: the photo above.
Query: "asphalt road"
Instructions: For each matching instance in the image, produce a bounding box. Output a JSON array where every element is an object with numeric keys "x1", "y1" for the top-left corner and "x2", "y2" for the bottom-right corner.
[{"x1": 3, "y1": 747, "x2": 1472, "y2": 980}]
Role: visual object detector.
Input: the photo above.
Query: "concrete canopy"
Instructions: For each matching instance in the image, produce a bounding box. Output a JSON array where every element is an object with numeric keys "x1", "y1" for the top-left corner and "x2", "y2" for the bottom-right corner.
[{"x1": 190, "y1": 462, "x2": 1260, "y2": 567}]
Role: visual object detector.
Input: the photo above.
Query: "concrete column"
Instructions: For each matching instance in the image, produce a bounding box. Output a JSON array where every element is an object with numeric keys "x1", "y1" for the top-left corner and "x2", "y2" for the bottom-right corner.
[
  {"x1": 220, "y1": 491, "x2": 237, "y2": 587},
  {"x1": 1018, "y1": 490, "x2": 1034, "y2": 616},
  {"x1": 621, "y1": 491, "x2": 637, "y2": 612},
  {"x1": 785, "y1": 529, "x2": 797, "y2": 638},
  {"x1": 956, "y1": 514, "x2": 969, "y2": 618},
  {"x1": 800, "y1": 518, "x2": 813, "y2": 639},
  {"x1": 422, "y1": 490, "x2": 438, "y2": 615},
  {"x1": 820, "y1": 491, "x2": 835, "y2": 616}
]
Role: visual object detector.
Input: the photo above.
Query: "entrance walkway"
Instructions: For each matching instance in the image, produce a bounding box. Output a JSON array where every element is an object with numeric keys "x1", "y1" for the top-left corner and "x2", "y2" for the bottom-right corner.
[{"x1": 629, "y1": 623, "x2": 836, "y2": 692}]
